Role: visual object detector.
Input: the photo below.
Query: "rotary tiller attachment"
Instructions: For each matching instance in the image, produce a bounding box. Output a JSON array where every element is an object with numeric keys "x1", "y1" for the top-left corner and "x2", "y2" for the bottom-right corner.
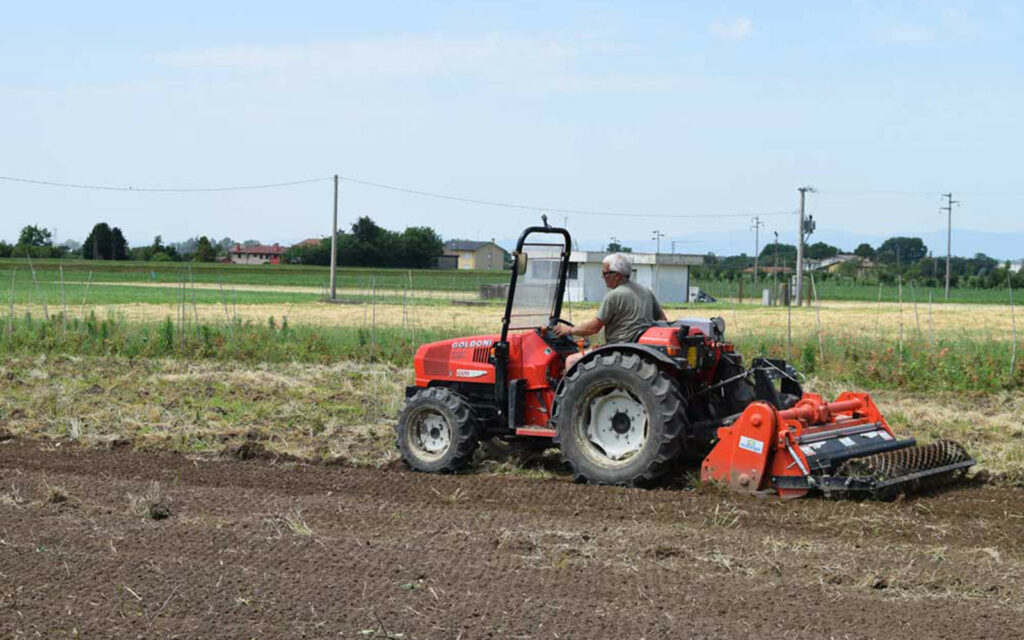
[{"x1": 701, "y1": 392, "x2": 976, "y2": 499}]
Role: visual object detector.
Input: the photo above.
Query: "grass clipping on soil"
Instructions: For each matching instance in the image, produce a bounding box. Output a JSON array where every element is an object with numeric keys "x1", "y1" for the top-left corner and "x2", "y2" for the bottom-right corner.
[
  {"x1": 0, "y1": 355, "x2": 406, "y2": 468},
  {"x1": 1, "y1": 355, "x2": 1021, "y2": 485}
]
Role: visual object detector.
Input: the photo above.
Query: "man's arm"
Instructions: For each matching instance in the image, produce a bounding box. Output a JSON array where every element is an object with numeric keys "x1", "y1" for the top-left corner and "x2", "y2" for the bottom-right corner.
[{"x1": 552, "y1": 317, "x2": 604, "y2": 338}]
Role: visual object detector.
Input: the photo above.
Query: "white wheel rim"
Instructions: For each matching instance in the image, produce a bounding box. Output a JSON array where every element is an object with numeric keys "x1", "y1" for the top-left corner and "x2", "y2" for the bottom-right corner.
[
  {"x1": 585, "y1": 388, "x2": 648, "y2": 462},
  {"x1": 411, "y1": 411, "x2": 451, "y2": 460}
]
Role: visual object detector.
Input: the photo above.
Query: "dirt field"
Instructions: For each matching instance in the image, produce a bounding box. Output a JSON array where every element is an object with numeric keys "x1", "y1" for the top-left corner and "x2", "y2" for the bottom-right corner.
[{"x1": 1, "y1": 439, "x2": 1021, "y2": 639}]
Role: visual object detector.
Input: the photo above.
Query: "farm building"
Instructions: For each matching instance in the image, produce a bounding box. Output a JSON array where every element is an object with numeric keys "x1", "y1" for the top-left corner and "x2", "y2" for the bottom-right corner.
[
  {"x1": 229, "y1": 243, "x2": 285, "y2": 265},
  {"x1": 443, "y1": 240, "x2": 507, "y2": 270},
  {"x1": 564, "y1": 251, "x2": 704, "y2": 304}
]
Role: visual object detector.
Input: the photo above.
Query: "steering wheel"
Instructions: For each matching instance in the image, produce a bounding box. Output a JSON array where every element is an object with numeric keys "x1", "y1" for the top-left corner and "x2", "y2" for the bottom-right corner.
[{"x1": 541, "y1": 319, "x2": 589, "y2": 352}]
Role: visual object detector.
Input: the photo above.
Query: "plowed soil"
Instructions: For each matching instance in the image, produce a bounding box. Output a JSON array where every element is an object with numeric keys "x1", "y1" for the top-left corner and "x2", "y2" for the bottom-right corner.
[{"x1": 1, "y1": 439, "x2": 1021, "y2": 639}]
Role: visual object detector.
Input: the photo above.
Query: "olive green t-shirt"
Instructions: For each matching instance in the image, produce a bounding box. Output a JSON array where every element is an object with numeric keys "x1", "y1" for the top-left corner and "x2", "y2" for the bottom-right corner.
[{"x1": 596, "y1": 280, "x2": 664, "y2": 343}]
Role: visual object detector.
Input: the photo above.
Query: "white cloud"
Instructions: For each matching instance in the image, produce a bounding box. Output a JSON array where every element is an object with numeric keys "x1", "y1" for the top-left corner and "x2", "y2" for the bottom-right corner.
[
  {"x1": 156, "y1": 34, "x2": 632, "y2": 80},
  {"x1": 709, "y1": 18, "x2": 753, "y2": 41}
]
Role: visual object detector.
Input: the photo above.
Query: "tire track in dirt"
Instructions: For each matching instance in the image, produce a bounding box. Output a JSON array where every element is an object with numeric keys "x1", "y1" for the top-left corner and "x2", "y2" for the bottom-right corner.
[{"x1": 1, "y1": 440, "x2": 1021, "y2": 638}]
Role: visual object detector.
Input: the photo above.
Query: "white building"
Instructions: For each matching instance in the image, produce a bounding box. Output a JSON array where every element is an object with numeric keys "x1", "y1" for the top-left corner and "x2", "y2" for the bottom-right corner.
[{"x1": 565, "y1": 251, "x2": 704, "y2": 304}]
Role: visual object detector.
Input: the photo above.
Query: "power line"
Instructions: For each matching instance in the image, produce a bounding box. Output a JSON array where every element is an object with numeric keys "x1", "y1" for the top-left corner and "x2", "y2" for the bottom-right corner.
[
  {"x1": 337, "y1": 174, "x2": 795, "y2": 220},
  {"x1": 0, "y1": 171, "x2": 796, "y2": 220},
  {"x1": 0, "y1": 175, "x2": 332, "y2": 192},
  {"x1": 818, "y1": 188, "x2": 1024, "y2": 198}
]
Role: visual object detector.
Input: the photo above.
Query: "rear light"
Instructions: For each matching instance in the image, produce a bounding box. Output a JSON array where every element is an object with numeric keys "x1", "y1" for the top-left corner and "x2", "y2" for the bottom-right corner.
[{"x1": 666, "y1": 346, "x2": 681, "y2": 356}]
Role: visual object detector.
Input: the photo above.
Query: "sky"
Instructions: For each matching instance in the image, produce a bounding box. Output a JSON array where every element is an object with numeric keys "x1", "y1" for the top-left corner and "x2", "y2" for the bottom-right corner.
[{"x1": 2, "y1": 1, "x2": 1023, "y2": 259}]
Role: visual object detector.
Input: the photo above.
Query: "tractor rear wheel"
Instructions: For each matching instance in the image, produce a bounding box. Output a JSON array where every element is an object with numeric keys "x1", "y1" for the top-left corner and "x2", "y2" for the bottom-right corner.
[
  {"x1": 552, "y1": 351, "x2": 687, "y2": 486},
  {"x1": 396, "y1": 387, "x2": 478, "y2": 473}
]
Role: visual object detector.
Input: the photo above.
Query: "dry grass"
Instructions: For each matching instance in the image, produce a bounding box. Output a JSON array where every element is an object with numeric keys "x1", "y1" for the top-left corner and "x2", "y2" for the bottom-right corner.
[
  {"x1": 2, "y1": 355, "x2": 1021, "y2": 483},
  {"x1": 22, "y1": 299, "x2": 1016, "y2": 342}
]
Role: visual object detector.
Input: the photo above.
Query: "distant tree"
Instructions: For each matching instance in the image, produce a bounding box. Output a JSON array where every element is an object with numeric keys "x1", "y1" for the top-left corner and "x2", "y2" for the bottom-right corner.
[
  {"x1": 82, "y1": 223, "x2": 114, "y2": 260},
  {"x1": 854, "y1": 243, "x2": 876, "y2": 260},
  {"x1": 0, "y1": 241, "x2": 12, "y2": 258},
  {"x1": 193, "y1": 236, "x2": 218, "y2": 262},
  {"x1": 400, "y1": 226, "x2": 444, "y2": 269},
  {"x1": 18, "y1": 225, "x2": 53, "y2": 247},
  {"x1": 877, "y1": 237, "x2": 927, "y2": 264},
  {"x1": 606, "y1": 242, "x2": 633, "y2": 253},
  {"x1": 806, "y1": 242, "x2": 840, "y2": 260},
  {"x1": 759, "y1": 242, "x2": 797, "y2": 264},
  {"x1": 61, "y1": 239, "x2": 82, "y2": 252},
  {"x1": 110, "y1": 227, "x2": 129, "y2": 260},
  {"x1": 285, "y1": 238, "x2": 331, "y2": 265}
]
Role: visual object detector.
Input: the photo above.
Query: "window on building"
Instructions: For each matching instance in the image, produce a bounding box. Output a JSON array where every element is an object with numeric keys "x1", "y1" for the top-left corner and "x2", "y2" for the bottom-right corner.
[{"x1": 568, "y1": 263, "x2": 578, "y2": 280}]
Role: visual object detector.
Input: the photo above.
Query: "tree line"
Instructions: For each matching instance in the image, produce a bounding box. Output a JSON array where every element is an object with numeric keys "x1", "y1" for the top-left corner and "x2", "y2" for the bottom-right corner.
[
  {"x1": 0, "y1": 216, "x2": 445, "y2": 269},
  {"x1": 694, "y1": 236, "x2": 1024, "y2": 289}
]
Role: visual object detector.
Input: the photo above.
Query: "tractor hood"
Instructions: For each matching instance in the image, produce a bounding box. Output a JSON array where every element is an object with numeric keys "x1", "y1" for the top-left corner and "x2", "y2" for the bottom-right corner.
[{"x1": 413, "y1": 334, "x2": 502, "y2": 387}]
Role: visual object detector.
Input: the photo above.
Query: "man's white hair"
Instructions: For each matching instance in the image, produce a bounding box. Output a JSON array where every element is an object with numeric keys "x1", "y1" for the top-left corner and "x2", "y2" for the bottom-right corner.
[{"x1": 603, "y1": 253, "x2": 632, "y2": 278}]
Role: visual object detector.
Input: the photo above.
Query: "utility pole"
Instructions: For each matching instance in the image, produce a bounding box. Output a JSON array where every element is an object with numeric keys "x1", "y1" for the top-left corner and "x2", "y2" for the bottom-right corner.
[
  {"x1": 941, "y1": 192, "x2": 958, "y2": 300},
  {"x1": 651, "y1": 230, "x2": 665, "y2": 295},
  {"x1": 796, "y1": 186, "x2": 816, "y2": 305},
  {"x1": 750, "y1": 217, "x2": 765, "y2": 285},
  {"x1": 329, "y1": 174, "x2": 338, "y2": 300}
]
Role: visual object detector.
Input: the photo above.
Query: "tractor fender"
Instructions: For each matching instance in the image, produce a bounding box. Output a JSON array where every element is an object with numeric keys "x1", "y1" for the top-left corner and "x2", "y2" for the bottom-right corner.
[{"x1": 552, "y1": 343, "x2": 682, "y2": 417}]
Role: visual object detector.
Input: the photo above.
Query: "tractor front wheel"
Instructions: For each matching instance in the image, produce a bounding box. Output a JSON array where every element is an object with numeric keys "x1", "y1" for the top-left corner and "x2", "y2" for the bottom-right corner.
[
  {"x1": 396, "y1": 388, "x2": 478, "y2": 473},
  {"x1": 552, "y1": 351, "x2": 687, "y2": 486}
]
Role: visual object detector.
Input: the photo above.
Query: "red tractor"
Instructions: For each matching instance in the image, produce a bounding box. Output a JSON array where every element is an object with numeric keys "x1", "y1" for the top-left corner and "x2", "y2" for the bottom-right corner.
[{"x1": 397, "y1": 221, "x2": 973, "y2": 497}]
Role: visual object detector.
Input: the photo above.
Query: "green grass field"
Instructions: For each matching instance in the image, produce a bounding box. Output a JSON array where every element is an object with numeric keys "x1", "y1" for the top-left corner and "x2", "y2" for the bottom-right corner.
[
  {"x1": 693, "y1": 276, "x2": 1017, "y2": 305},
  {"x1": 0, "y1": 259, "x2": 508, "y2": 291},
  {"x1": 1, "y1": 258, "x2": 1014, "y2": 305}
]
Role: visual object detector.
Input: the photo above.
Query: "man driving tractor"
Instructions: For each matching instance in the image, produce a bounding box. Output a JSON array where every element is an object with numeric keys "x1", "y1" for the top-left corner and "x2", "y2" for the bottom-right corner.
[{"x1": 552, "y1": 253, "x2": 667, "y2": 368}]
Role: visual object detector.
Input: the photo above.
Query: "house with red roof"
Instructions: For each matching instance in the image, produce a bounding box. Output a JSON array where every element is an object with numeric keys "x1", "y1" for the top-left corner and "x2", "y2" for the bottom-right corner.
[{"x1": 229, "y1": 243, "x2": 285, "y2": 265}]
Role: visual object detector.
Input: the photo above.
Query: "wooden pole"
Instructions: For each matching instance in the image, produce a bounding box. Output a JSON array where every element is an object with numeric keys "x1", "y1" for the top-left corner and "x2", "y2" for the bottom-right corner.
[
  {"x1": 1010, "y1": 272, "x2": 1017, "y2": 378},
  {"x1": 898, "y1": 275, "x2": 904, "y2": 359},
  {"x1": 928, "y1": 291, "x2": 934, "y2": 346},
  {"x1": 786, "y1": 282, "x2": 793, "y2": 362},
  {"x1": 7, "y1": 268, "x2": 15, "y2": 337},
  {"x1": 179, "y1": 271, "x2": 185, "y2": 351},
  {"x1": 910, "y1": 281, "x2": 921, "y2": 340},
  {"x1": 25, "y1": 249, "x2": 48, "y2": 321},
  {"x1": 80, "y1": 271, "x2": 93, "y2": 315},
  {"x1": 371, "y1": 276, "x2": 377, "y2": 359},
  {"x1": 59, "y1": 265, "x2": 67, "y2": 333},
  {"x1": 810, "y1": 272, "x2": 824, "y2": 366},
  {"x1": 218, "y1": 277, "x2": 234, "y2": 339},
  {"x1": 875, "y1": 282, "x2": 883, "y2": 339},
  {"x1": 189, "y1": 265, "x2": 199, "y2": 339},
  {"x1": 329, "y1": 174, "x2": 338, "y2": 300}
]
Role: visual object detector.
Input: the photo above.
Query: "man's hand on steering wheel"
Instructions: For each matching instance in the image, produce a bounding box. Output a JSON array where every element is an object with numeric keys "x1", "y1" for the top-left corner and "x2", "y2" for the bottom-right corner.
[{"x1": 550, "y1": 319, "x2": 574, "y2": 338}]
